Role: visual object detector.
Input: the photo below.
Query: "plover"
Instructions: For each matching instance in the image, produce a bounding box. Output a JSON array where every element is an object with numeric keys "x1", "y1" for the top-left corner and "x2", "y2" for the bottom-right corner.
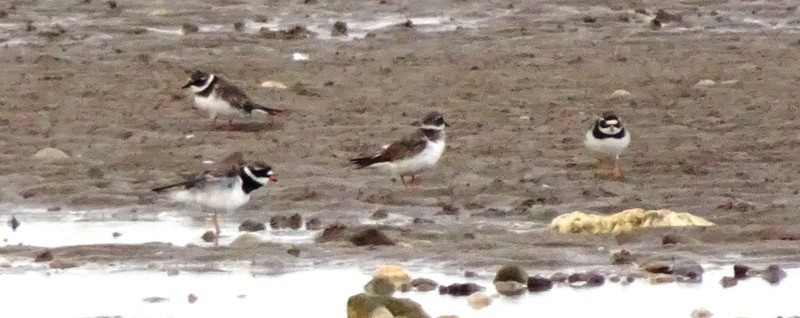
[
  {"x1": 182, "y1": 70, "x2": 284, "y2": 129},
  {"x1": 584, "y1": 111, "x2": 631, "y2": 180},
  {"x1": 151, "y1": 152, "x2": 277, "y2": 246},
  {"x1": 350, "y1": 111, "x2": 448, "y2": 185}
]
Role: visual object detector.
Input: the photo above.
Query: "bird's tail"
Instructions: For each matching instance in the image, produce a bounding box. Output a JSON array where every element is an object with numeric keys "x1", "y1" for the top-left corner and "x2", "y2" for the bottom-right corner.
[
  {"x1": 245, "y1": 101, "x2": 285, "y2": 115},
  {"x1": 350, "y1": 155, "x2": 385, "y2": 169}
]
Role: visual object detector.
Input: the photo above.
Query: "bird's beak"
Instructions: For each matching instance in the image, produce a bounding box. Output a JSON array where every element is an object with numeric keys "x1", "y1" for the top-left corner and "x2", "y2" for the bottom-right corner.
[
  {"x1": 268, "y1": 175, "x2": 278, "y2": 182},
  {"x1": 181, "y1": 81, "x2": 192, "y2": 89}
]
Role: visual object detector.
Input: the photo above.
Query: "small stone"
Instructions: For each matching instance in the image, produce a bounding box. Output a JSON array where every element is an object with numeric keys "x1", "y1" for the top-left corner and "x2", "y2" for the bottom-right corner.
[
  {"x1": 331, "y1": 21, "x2": 348, "y2": 37},
  {"x1": 47, "y1": 206, "x2": 62, "y2": 212},
  {"x1": 182, "y1": 23, "x2": 199, "y2": 34},
  {"x1": 662, "y1": 234, "x2": 700, "y2": 245},
  {"x1": 317, "y1": 223, "x2": 347, "y2": 242},
  {"x1": 583, "y1": 16, "x2": 597, "y2": 23},
  {"x1": 494, "y1": 281, "x2": 526, "y2": 296},
  {"x1": 112, "y1": 232, "x2": 122, "y2": 238},
  {"x1": 411, "y1": 278, "x2": 438, "y2": 292},
  {"x1": 621, "y1": 275, "x2": 635, "y2": 285},
  {"x1": 260, "y1": 80, "x2": 288, "y2": 89},
  {"x1": 466, "y1": 292, "x2": 492, "y2": 309},
  {"x1": 611, "y1": 249, "x2": 634, "y2": 264},
  {"x1": 187, "y1": 293, "x2": 198, "y2": 304},
  {"x1": 527, "y1": 275, "x2": 553, "y2": 292},
  {"x1": 239, "y1": 219, "x2": 266, "y2": 232},
  {"x1": 201, "y1": 231, "x2": 216, "y2": 243},
  {"x1": 369, "y1": 306, "x2": 393, "y2": 318},
  {"x1": 287, "y1": 246, "x2": 301, "y2": 257},
  {"x1": 270, "y1": 215, "x2": 288, "y2": 229},
  {"x1": 720, "y1": 276, "x2": 737, "y2": 288},
  {"x1": 234, "y1": 21, "x2": 245, "y2": 31},
  {"x1": 370, "y1": 209, "x2": 389, "y2": 220},
  {"x1": 108, "y1": 1, "x2": 117, "y2": 9},
  {"x1": 611, "y1": 89, "x2": 631, "y2": 97},
  {"x1": 691, "y1": 308, "x2": 713, "y2": 318},
  {"x1": 733, "y1": 264, "x2": 751, "y2": 279},
  {"x1": 402, "y1": 19, "x2": 413, "y2": 28},
  {"x1": 35, "y1": 250, "x2": 54, "y2": 262},
  {"x1": 693, "y1": 79, "x2": 716, "y2": 88},
  {"x1": 412, "y1": 217, "x2": 433, "y2": 225},
  {"x1": 305, "y1": 217, "x2": 322, "y2": 230},
  {"x1": 762, "y1": 265, "x2": 787, "y2": 284},
  {"x1": 364, "y1": 277, "x2": 396, "y2": 296},
  {"x1": 720, "y1": 79, "x2": 739, "y2": 85},
  {"x1": 49, "y1": 259, "x2": 78, "y2": 269},
  {"x1": 493, "y1": 264, "x2": 528, "y2": 284},
  {"x1": 567, "y1": 272, "x2": 604, "y2": 287},
  {"x1": 288, "y1": 213, "x2": 302, "y2": 230},
  {"x1": 438, "y1": 283, "x2": 484, "y2": 296},
  {"x1": 229, "y1": 233, "x2": 263, "y2": 249},
  {"x1": 7, "y1": 216, "x2": 20, "y2": 231},
  {"x1": 350, "y1": 228, "x2": 395, "y2": 246},
  {"x1": 373, "y1": 265, "x2": 410, "y2": 289},
  {"x1": 648, "y1": 273, "x2": 676, "y2": 284},
  {"x1": 609, "y1": 275, "x2": 621, "y2": 283},
  {"x1": 550, "y1": 272, "x2": 568, "y2": 283},
  {"x1": 464, "y1": 271, "x2": 478, "y2": 278},
  {"x1": 642, "y1": 261, "x2": 672, "y2": 274},
  {"x1": 33, "y1": 147, "x2": 69, "y2": 160}
]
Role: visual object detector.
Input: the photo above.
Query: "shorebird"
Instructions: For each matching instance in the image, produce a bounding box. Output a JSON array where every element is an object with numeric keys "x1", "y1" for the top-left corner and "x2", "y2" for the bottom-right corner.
[{"x1": 584, "y1": 111, "x2": 631, "y2": 180}]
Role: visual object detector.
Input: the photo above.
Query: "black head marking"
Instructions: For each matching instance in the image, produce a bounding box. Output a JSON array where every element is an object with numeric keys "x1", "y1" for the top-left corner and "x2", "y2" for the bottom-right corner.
[
  {"x1": 240, "y1": 161, "x2": 275, "y2": 194},
  {"x1": 421, "y1": 111, "x2": 448, "y2": 128},
  {"x1": 182, "y1": 70, "x2": 210, "y2": 89}
]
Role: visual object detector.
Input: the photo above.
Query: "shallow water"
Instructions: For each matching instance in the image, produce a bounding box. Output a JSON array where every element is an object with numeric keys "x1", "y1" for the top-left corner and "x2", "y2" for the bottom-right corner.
[{"x1": 0, "y1": 265, "x2": 796, "y2": 318}]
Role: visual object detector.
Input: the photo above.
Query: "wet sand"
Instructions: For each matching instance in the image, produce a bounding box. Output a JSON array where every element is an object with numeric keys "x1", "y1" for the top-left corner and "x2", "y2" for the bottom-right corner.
[{"x1": 2, "y1": 0, "x2": 800, "y2": 272}]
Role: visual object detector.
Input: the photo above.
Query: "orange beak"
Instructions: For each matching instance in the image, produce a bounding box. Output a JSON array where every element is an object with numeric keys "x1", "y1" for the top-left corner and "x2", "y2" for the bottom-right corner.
[{"x1": 269, "y1": 175, "x2": 278, "y2": 182}]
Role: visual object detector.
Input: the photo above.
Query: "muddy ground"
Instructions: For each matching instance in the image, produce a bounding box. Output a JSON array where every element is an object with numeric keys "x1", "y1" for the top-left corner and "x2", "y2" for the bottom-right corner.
[{"x1": 2, "y1": 0, "x2": 800, "y2": 272}]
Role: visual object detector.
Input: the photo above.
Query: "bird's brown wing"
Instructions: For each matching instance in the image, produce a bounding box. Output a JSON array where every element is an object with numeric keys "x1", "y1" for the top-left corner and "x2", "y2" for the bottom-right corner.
[
  {"x1": 215, "y1": 78, "x2": 252, "y2": 111},
  {"x1": 350, "y1": 130, "x2": 427, "y2": 168}
]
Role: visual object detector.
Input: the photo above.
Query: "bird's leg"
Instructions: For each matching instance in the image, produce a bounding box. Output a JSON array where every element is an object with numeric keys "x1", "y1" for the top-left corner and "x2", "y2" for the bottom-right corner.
[
  {"x1": 611, "y1": 156, "x2": 625, "y2": 181},
  {"x1": 212, "y1": 212, "x2": 220, "y2": 247},
  {"x1": 410, "y1": 175, "x2": 417, "y2": 185},
  {"x1": 400, "y1": 175, "x2": 409, "y2": 187}
]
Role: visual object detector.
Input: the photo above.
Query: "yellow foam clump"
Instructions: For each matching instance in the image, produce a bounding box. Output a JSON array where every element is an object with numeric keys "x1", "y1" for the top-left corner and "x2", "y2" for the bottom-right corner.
[{"x1": 549, "y1": 208, "x2": 714, "y2": 234}]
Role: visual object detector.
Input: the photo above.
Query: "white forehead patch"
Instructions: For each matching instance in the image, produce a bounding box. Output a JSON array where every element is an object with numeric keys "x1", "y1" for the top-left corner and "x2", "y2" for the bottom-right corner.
[{"x1": 604, "y1": 119, "x2": 619, "y2": 125}]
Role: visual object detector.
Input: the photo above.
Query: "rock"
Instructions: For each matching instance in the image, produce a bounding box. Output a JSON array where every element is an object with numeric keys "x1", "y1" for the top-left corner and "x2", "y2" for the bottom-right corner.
[
  {"x1": 438, "y1": 283, "x2": 484, "y2": 296},
  {"x1": 270, "y1": 215, "x2": 289, "y2": 229},
  {"x1": 655, "y1": 9, "x2": 682, "y2": 23},
  {"x1": 762, "y1": 265, "x2": 787, "y2": 284},
  {"x1": 305, "y1": 217, "x2": 322, "y2": 230},
  {"x1": 112, "y1": 232, "x2": 122, "y2": 238},
  {"x1": 234, "y1": 21, "x2": 245, "y2": 32},
  {"x1": 229, "y1": 233, "x2": 263, "y2": 249},
  {"x1": 181, "y1": 23, "x2": 199, "y2": 34},
  {"x1": 549, "y1": 209, "x2": 714, "y2": 234},
  {"x1": 402, "y1": 19, "x2": 413, "y2": 28},
  {"x1": 35, "y1": 250, "x2": 54, "y2": 262},
  {"x1": 317, "y1": 223, "x2": 347, "y2": 242},
  {"x1": 369, "y1": 306, "x2": 393, "y2": 318},
  {"x1": 49, "y1": 259, "x2": 78, "y2": 269},
  {"x1": 609, "y1": 275, "x2": 621, "y2": 283},
  {"x1": 494, "y1": 281, "x2": 526, "y2": 296},
  {"x1": 201, "y1": 231, "x2": 216, "y2": 243},
  {"x1": 288, "y1": 213, "x2": 303, "y2": 230},
  {"x1": 466, "y1": 292, "x2": 492, "y2": 309},
  {"x1": 662, "y1": 234, "x2": 701, "y2": 245},
  {"x1": 108, "y1": 1, "x2": 118, "y2": 9},
  {"x1": 611, "y1": 249, "x2": 634, "y2": 264},
  {"x1": 493, "y1": 264, "x2": 528, "y2": 284},
  {"x1": 411, "y1": 278, "x2": 438, "y2": 292},
  {"x1": 720, "y1": 276, "x2": 737, "y2": 288},
  {"x1": 693, "y1": 79, "x2": 716, "y2": 88},
  {"x1": 287, "y1": 246, "x2": 301, "y2": 257},
  {"x1": 621, "y1": 275, "x2": 635, "y2": 285},
  {"x1": 33, "y1": 147, "x2": 69, "y2": 160},
  {"x1": 373, "y1": 265, "x2": 410, "y2": 289},
  {"x1": 346, "y1": 293, "x2": 430, "y2": 318},
  {"x1": 673, "y1": 261, "x2": 704, "y2": 283},
  {"x1": 7, "y1": 216, "x2": 20, "y2": 231},
  {"x1": 641, "y1": 261, "x2": 672, "y2": 274},
  {"x1": 527, "y1": 275, "x2": 553, "y2": 292},
  {"x1": 550, "y1": 272, "x2": 568, "y2": 283},
  {"x1": 733, "y1": 264, "x2": 752, "y2": 279},
  {"x1": 568, "y1": 272, "x2": 605, "y2": 287},
  {"x1": 371, "y1": 208, "x2": 389, "y2": 220},
  {"x1": 350, "y1": 228, "x2": 395, "y2": 246},
  {"x1": 648, "y1": 273, "x2": 676, "y2": 284},
  {"x1": 188, "y1": 293, "x2": 198, "y2": 304},
  {"x1": 142, "y1": 297, "x2": 169, "y2": 303},
  {"x1": 582, "y1": 16, "x2": 597, "y2": 23},
  {"x1": 0, "y1": 256, "x2": 11, "y2": 268},
  {"x1": 238, "y1": 219, "x2": 265, "y2": 232},
  {"x1": 332, "y1": 21, "x2": 348, "y2": 37},
  {"x1": 691, "y1": 308, "x2": 713, "y2": 318},
  {"x1": 611, "y1": 89, "x2": 631, "y2": 97},
  {"x1": 365, "y1": 277, "x2": 396, "y2": 296}
]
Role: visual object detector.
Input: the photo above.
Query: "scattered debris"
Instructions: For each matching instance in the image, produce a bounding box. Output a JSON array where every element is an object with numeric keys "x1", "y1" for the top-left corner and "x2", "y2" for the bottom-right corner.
[
  {"x1": 331, "y1": 21, "x2": 348, "y2": 37},
  {"x1": 292, "y1": 52, "x2": 309, "y2": 61}
]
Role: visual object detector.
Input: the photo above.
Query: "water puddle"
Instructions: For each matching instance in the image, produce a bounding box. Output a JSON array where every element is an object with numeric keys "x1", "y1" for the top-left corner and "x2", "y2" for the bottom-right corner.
[{"x1": 0, "y1": 265, "x2": 796, "y2": 317}]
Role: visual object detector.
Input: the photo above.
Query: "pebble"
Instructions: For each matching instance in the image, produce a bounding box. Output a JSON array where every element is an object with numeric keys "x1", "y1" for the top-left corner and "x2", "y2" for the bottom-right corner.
[
  {"x1": 733, "y1": 264, "x2": 751, "y2": 279},
  {"x1": 200, "y1": 231, "x2": 216, "y2": 243},
  {"x1": 292, "y1": 52, "x2": 309, "y2": 61},
  {"x1": 693, "y1": 79, "x2": 716, "y2": 88},
  {"x1": 411, "y1": 278, "x2": 438, "y2": 292},
  {"x1": 187, "y1": 293, "x2": 198, "y2": 304},
  {"x1": 331, "y1": 21, "x2": 348, "y2": 37},
  {"x1": 611, "y1": 89, "x2": 631, "y2": 97},
  {"x1": 466, "y1": 292, "x2": 492, "y2": 309},
  {"x1": 35, "y1": 250, "x2": 54, "y2": 262},
  {"x1": 691, "y1": 308, "x2": 713, "y2": 318},
  {"x1": 438, "y1": 283, "x2": 484, "y2": 296},
  {"x1": 526, "y1": 275, "x2": 553, "y2": 292},
  {"x1": 762, "y1": 264, "x2": 787, "y2": 284},
  {"x1": 720, "y1": 276, "x2": 737, "y2": 288},
  {"x1": 33, "y1": 147, "x2": 69, "y2": 160},
  {"x1": 229, "y1": 233, "x2": 263, "y2": 249}
]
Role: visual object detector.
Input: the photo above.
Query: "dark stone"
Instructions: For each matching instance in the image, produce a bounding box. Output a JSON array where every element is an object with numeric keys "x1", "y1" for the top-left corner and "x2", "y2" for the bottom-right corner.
[
  {"x1": 402, "y1": 19, "x2": 413, "y2": 28},
  {"x1": 720, "y1": 276, "x2": 737, "y2": 288},
  {"x1": 112, "y1": 232, "x2": 122, "y2": 238},
  {"x1": 370, "y1": 208, "x2": 388, "y2": 220},
  {"x1": 239, "y1": 219, "x2": 266, "y2": 232},
  {"x1": 583, "y1": 16, "x2": 597, "y2": 23},
  {"x1": 349, "y1": 228, "x2": 395, "y2": 246},
  {"x1": 412, "y1": 217, "x2": 433, "y2": 225},
  {"x1": 762, "y1": 265, "x2": 787, "y2": 285},
  {"x1": 526, "y1": 276, "x2": 553, "y2": 292},
  {"x1": 233, "y1": 22, "x2": 245, "y2": 31},
  {"x1": 411, "y1": 278, "x2": 438, "y2": 292},
  {"x1": 34, "y1": 250, "x2": 54, "y2": 262},
  {"x1": 611, "y1": 249, "x2": 634, "y2": 264},
  {"x1": 662, "y1": 234, "x2": 700, "y2": 245},
  {"x1": 550, "y1": 272, "x2": 568, "y2": 283},
  {"x1": 317, "y1": 223, "x2": 347, "y2": 242},
  {"x1": 286, "y1": 246, "x2": 300, "y2": 257},
  {"x1": 568, "y1": 272, "x2": 605, "y2": 287},
  {"x1": 288, "y1": 213, "x2": 302, "y2": 230},
  {"x1": 270, "y1": 215, "x2": 288, "y2": 229},
  {"x1": 181, "y1": 23, "x2": 199, "y2": 34},
  {"x1": 201, "y1": 231, "x2": 216, "y2": 243},
  {"x1": 346, "y1": 293, "x2": 430, "y2": 318},
  {"x1": 331, "y1": 21, "x2": 347, "y2": 37},
  {"x1": 305, "y1": 217, "x2": 322, "y2": 230},
  {"x1": 655, "y1": 9, "x2": 682, "y2": 23},
  {"x1": 494, "y1": 264, "x2": 528, "y2": 284},
  {"x1": 673, "y1": 262, "x2": 704, "y2": 283},
  {"x1": 733, "y1": 264, "x2": 751, "y2": 279},
  {"x1": 7, "y1": 216, "x2": 20, "y2": 231},
  {"x1": 438, "y1": 283, "x2": 484, "y2": 296},
  {"x1": 108, "y1": 0, "x2": 117, "y2": 9},
  {"x1": 642, "y1": 261, "x2": 672, "y2": 274},
  {"x1": 464, "y1": 271, "x2": 478, "y2": 278}
]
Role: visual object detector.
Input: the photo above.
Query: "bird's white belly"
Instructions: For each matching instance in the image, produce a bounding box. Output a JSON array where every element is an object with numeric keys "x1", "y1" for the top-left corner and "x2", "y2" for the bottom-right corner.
[
  {"x1": 584, "y1": 130, "x2": 631, "y2": 158},
  {"x1": 381, "y1": 139, "x2": 445, "y2": 176},
  {"x1": 170, "y1": 182, "x2": 250, "y2": 212},
  {"x1": 194, "y1": 94, "x2": 241, "y2": 118}
]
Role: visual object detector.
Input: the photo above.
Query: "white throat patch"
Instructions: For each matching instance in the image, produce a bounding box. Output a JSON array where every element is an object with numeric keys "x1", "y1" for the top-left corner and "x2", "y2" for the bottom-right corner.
[{"x1": 190, "y1": 74, "x2": 215, "y2": 93}]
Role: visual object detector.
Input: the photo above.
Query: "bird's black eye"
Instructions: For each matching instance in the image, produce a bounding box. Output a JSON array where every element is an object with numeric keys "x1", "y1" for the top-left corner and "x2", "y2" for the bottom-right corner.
[
  {"x1": 599, "y1": 121, "x2": 609, "y2": 128},
  {"x1": 435, "y1": 117, "x2": 444, "y2": 125},
  {"x1": 613, "y1": 123, "x2": 622, "y2": 128}
]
